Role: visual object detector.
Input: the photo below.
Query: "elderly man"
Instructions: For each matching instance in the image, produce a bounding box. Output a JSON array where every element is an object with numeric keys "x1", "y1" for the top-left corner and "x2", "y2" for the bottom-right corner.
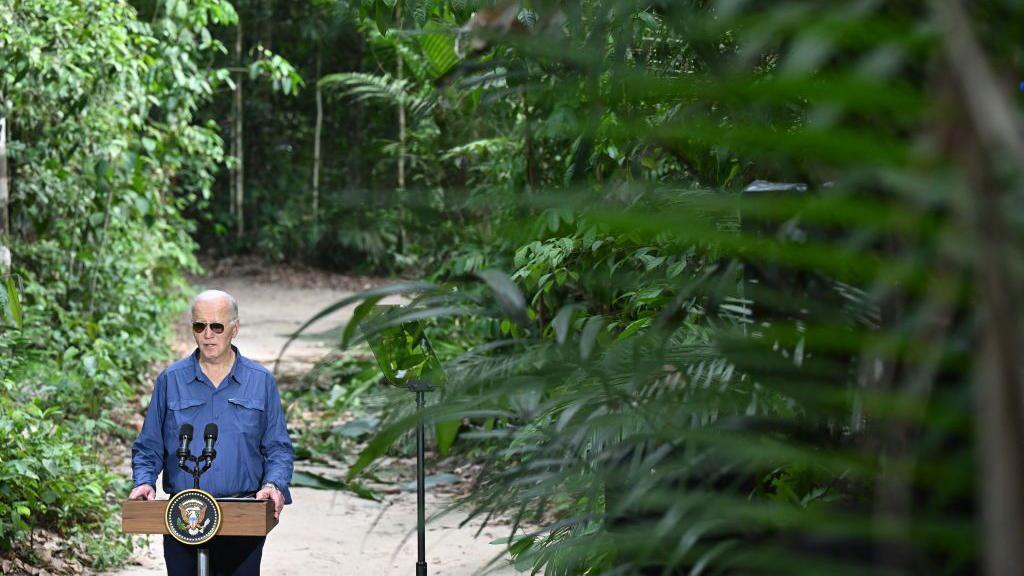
[{"x1": 129, "y1": 290, "x2": 293, "y2": 575}]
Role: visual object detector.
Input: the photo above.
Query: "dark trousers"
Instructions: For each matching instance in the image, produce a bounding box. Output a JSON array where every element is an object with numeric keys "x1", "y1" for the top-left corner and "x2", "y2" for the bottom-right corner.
[{"x1": 163, "y1": 535, "x2": 266, "y2": 576}]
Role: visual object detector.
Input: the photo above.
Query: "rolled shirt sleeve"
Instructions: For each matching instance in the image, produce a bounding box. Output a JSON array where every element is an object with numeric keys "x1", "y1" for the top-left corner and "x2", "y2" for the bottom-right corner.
[
  {"x1": 260, "y1": 374, "x2": 294, "y2": 504},
  {"x1": 131, "y1": 372, "x2": 167, "y2": 488}
]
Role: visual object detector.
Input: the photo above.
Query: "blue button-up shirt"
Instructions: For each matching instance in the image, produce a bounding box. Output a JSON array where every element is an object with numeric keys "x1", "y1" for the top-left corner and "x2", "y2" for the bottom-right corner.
[{"x1": 131, "y1": 346, "x2": 294, "y2": 504}]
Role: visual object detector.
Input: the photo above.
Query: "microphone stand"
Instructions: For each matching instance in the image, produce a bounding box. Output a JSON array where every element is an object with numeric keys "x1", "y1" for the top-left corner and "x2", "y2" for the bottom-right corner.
[
  {"x1": 178, "y1": 452, "x2": 212, "y2": 490},
  {"x1": 178, "y1": 443, "x2": 216, "y2": 576}
]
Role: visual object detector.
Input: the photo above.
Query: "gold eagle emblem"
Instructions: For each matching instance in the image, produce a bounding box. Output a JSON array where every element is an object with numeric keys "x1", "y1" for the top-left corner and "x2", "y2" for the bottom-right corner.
[
  {"x1": 165, "y1": 489, "x2": 221, "y2": 545},
  {"x1": 179, "y1": 499, "x2": 211, "y2": 536}
]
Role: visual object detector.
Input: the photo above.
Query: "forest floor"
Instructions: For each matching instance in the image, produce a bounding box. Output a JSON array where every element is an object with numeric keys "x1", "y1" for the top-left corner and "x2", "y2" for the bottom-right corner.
[{"x1": 108, "y1": 259, "x2": 518, "y2": 576}]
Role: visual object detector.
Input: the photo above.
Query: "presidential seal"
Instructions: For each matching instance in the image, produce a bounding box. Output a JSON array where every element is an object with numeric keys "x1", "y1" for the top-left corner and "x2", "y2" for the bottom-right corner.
[{"x1": 165, "y1": 489, "x2": 222, "y2": 545}]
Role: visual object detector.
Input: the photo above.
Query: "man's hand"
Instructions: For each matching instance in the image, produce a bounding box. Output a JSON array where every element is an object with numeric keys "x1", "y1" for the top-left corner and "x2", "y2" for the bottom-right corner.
[
  {"x1": 128, "y1": 484, "x2": 156, "y2": 500},
  {"x1": 256, "y1": 483, "x2": 284, "y2": 519}
]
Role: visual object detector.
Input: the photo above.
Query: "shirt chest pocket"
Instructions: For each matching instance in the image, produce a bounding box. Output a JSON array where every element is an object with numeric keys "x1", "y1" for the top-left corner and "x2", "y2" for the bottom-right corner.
[
  {"x1": 168, "y1": 398, "x2": 206, "y2": 427},
  {"x1": 228, "y1": 397, "x2": 264, "y2": 437}
]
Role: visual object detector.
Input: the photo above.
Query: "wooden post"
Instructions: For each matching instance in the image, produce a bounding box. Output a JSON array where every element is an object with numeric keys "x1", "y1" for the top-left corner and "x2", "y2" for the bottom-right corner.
[
  {"x1": 396, "y1": 4, "x2": 407, "y2": 252},
  {"x1": 0, "y1": 116, "x2": 9, "y2": 273},
  {"x1": 397, "y1": 51, "x2": 406, "y2": 194},
  {"x1": 312, "y1": 49, "x2": 323, "y2": 236},
  {"x1": 233, "y1": 21, "x2": 245, "y2": 239},
  {"x1": 936, "y1": 2, "x2": 1024, "y2": 574}
]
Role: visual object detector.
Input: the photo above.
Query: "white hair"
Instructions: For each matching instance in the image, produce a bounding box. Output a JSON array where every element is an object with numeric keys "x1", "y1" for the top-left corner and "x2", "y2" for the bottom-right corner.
[{"x1": 190, "y1": 290, "x2": 239, "y2": 321}]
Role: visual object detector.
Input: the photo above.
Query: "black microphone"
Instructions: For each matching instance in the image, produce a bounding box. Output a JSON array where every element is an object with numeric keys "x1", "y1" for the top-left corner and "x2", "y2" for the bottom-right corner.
[
  {"x1": 202, "y1": 423, "x2": 218, "y2": 462},
  {"x1": 176, "y1": 423, "x2": 194, "y2": 467}
]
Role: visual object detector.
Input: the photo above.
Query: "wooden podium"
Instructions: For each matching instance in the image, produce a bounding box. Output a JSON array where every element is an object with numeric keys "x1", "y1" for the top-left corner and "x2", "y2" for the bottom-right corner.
[{"x1": 121, "y1": 498, "x2": 278, "y2": 536}]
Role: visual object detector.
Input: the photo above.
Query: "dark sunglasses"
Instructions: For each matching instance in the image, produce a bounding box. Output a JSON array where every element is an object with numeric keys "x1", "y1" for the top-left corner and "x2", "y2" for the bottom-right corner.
[{"x1": 192, "y1": 321, "x2": 231, "y2": 334}]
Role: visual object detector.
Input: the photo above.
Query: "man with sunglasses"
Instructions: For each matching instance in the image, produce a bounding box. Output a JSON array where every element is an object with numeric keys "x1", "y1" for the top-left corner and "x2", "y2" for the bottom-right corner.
[{"x1": 128, "y1": 290, "x2": 294, "y2": 575}]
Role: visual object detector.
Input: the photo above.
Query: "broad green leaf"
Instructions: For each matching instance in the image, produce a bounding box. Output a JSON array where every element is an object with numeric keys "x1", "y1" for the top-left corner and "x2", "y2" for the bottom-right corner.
[
  {"x1": 552, "y1": 303, "x2": 580, "y2": 345},
  {"x1": 434, "y1": 418, "x2": 460, "y2": 456},
  {"x1": 418, "y1": 28, "x2": 458, "y2": 78},
  {"x1": 291, "y1": 470, "x2": 379, "y2": 501},
  {"x1": 399, "y1": 473, "x2": 461, "y2": 491},
  {"x1": 348, "y1": 412, "x2": 420, "y2": 479},
  {"x1": 375, "y1": 0, "x2": 394, "y2": 34},
  {"x1": 343, "y1": 295, "x2": 385, "y2": 348},
  {"x1": 4, "y1": 278, "x2": 21, "y2": 329},
  {"x1": 475, "y1": 269, "x2": 529, "y2": 327},
  {"x1": 274, "y1": 281, "x2": 435, "y2": 373},
  {"x1": 332, "y1": 416, "x2": 380, "y2": 438},
  {"x1": 579, "y1": 316, "x2": 604, "y2": 360}
]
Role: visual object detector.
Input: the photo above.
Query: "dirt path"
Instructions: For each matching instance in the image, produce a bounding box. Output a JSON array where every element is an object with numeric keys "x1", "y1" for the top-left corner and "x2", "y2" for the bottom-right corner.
[{"x1": 110, "y1": 271, "x2": 517, "y2": 576}]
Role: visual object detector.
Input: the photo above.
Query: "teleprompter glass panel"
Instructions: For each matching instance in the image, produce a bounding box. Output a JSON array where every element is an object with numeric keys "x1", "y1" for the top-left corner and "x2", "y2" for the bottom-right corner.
[{"x1": 362, "y1": 305, "x2": 446, "y2": 389}]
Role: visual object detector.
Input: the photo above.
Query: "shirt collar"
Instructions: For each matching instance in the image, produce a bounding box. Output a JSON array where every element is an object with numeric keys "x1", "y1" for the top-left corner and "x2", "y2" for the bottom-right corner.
[{"x1": 189, "y1": 344, "x2": 245, "y2": 386}]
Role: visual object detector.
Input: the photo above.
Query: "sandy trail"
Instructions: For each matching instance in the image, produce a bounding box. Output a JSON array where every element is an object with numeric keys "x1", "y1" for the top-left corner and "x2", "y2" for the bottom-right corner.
[{"x1": 110, "y1": 273, "x2": 517, "y2": 576}]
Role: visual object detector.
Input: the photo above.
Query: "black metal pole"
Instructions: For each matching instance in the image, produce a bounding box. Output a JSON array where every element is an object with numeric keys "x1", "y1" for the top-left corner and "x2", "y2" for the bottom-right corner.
[
  {"x1": 196, "y1": 466, "x2": 207, "y2": 576},
  {"x1": 416, "y1": 389, "x2": 427, "y2": 576}
]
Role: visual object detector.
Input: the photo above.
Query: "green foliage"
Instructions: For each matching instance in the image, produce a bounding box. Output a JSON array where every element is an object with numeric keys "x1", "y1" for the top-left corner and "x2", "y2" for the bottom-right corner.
[
  {"x1": 0, "y1": 276, "x2": 23, "y2": 330},
  {"x1": 248, "y1": 43, "x2": 305, "y2": 95},
  {"x1": 0, "y1": 380, "x2": 134, "y2": 567},
  {"x1": 19, "y1": 0, "x2": 1004, "y2": 573},
  {"x1": 418, "y1": 24, "x2": 459, "y2": 77},
  {"x1": 194, "y1": 0, "x2": 505, "y2": 274},
  {"x1": 320, "y1": 71, "x2": 436, "y2": 120},
  {"x1": 291, "y1": 0, "x2": 1024, "y2": 574},
  {"x1": 0, "y1": 0, "x2": 242, "y2": 569}
]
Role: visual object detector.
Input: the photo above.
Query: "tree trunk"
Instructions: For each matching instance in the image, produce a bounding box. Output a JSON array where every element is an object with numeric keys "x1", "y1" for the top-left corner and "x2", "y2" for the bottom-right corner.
[
  {"x1": 396, "y1": 4, "x2": 407, "y2": 252},
  {"x1": 523, "y1": 94, "x2": 538, "y2": 191},
  {"x1": 229, "y1": 121, "x2": 236, "y2": 218},
  {"x1": 233, "y1": 20, "x2": 246, "y2": 240},
  {"x1": 312, "y1": 49, "x2": 323, "y2": 237},
  {"x1": 347, "y1": 37, "x2": 365, "y2": 194},
  {"x1": 0, "y1": 116, "x2": 9, "y2": 273},
  {"x1": 397, "y1": 56, "x2": 406, "y2": 194},
  {"x1": 936, "y1": 2, "x2": 1024, "y2": 574}
]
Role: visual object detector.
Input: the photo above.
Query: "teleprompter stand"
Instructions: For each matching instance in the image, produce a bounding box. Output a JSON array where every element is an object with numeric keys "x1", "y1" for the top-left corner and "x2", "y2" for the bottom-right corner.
[
  {"x1": 361, "y1": 306, "x2": 445, "y2": 576},
  {"x1": 408, "y1": 378, "x2": 435, "y2": 576}
]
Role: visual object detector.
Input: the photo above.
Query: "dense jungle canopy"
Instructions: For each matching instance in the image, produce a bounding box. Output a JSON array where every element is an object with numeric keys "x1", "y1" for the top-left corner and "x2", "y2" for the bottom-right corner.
[{"x1": 2, "y1": 0, "x2": 1024, "y2": 574}]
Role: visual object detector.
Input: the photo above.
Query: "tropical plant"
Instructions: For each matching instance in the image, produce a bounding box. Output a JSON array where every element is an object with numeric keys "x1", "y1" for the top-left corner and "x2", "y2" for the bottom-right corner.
[
  {"x1": 0, "y1": 0, "x2": 272, "y2": 568},
  {"x1": 296, "y1": 1, "x2": 1024, "y2": 574}
]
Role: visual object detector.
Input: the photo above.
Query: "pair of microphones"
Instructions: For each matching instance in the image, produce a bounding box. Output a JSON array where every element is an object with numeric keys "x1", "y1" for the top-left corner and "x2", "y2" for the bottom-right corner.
[{"x1": 176, "y1": 423, "x2": 217, "y2": 468}]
